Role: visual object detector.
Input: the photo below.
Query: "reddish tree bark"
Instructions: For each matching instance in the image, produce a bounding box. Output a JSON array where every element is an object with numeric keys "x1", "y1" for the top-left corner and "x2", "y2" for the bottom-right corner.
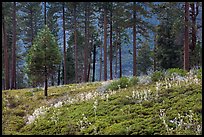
[
  {"x1": 133, "y1": 2, "x2": 137, "y2": 76},
  {"x1": 184, "y1": 2, "x2": 189, "y2": 71},
  {"x1": 104, "y1": 7, "x2": 107, "y2": 81},
  {"x1": 114, "y1": 30, "x2": 118, "y2": 79},
  {"x1": 74, "y1": 3, "x2": 78, "y2": 83},
  {"x1": 110, "y1": 5, "x2": 113, "y2": 80},
  {"x1": 92, "y1": 42, "x2": 96, "y2": 82},
  {"x1": 190, "y1": 3, "x2": 196, "y2": 51},
  {"x1": 11, "y1": 2, "x2": 16, "y2": 89},
  {"x1": 119, "y1": 41, "x2": 122, "y2": 78},
  {"x1": 100, "y1": 38, "x2": 102, "y2": 81},
  {"x1": 83, "y1": 3, "x2": 88, "y2": 82},
  {"x1": 44, "y1": 1, "x2": 48, "y2": 96}
]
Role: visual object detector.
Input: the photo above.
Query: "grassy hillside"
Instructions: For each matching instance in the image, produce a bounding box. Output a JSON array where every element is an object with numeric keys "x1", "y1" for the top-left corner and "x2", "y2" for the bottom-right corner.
[{"x1": 2, "y1": 69, "x2": 202, "y2": 135}]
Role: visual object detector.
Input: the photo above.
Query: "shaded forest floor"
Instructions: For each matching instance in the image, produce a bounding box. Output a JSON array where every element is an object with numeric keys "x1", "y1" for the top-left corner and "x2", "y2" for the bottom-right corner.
[{"x1": 2, "y1": 71, "x2": 202, "y2": 135}]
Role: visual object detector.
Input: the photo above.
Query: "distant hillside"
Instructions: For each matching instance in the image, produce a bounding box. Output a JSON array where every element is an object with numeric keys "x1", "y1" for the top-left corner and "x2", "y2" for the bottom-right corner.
[{"x1": 2, "y1": 69, "x2": 202, "y2": 135}]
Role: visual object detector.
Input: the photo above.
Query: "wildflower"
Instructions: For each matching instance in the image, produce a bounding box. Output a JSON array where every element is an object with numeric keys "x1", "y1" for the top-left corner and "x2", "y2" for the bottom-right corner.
[
  {"x1": 144, "y1": 90, "x2": 148, "y2": 100},
  {"x1": 165, "y1": 84, "x2": 168, "y2": 89},
  {"x1": 132, "y1": 90, "x2": 135, "y2": 98},
  {"x1": 106, "y1": 94, "x2": 109, "y2": 101},
  {"x1": 54, "y1": 101, "x2": 63, "y2": 108},
  {"x1": 168, "y1": 83, "x2": 171, "y2": 88},
  {"x1": 196, "y1": 125, "x2": 202, "y2": 134}
]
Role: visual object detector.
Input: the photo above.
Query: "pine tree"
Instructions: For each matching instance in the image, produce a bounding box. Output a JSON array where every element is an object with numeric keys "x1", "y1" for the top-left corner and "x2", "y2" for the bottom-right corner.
[{"x1": 26, "y1": 26, "x2": 61, "y2": 97}]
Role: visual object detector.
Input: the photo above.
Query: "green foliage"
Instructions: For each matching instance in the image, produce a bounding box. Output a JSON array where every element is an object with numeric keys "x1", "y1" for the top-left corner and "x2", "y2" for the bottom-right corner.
[
  {"x1": 26, "y1": 25, "x2": 61, "y2": 85},
  {"x1": 197, "y1": 68, "x2": 202, "y2": 80},
  {"x1": 129, "y1": 76, "x2": 139, "y2": 86},
  {"x1": 118, "y1": 77, "x2": 129, "y2": 88},
  {"x1": 189, "y1": 42, "x2": 202, "y2": 69},
  {"x1": 25, "y1": 91, "x2": 33, "y2": 97},
  {"x1": 151, "y1": 71, "x2": 164, "y2": 82},
  {"x1": 166, "y1": 68, "x2": 187, "y2": 77},
  {"x1": 155, "y1": 3, "x2": 184, "y2": 70},
  {"x1": 137, "y1": 41, "x2": 153, "y2": 75},
  {"x1": 108, "y1": 77, "x2": 129, "y2": 91}
]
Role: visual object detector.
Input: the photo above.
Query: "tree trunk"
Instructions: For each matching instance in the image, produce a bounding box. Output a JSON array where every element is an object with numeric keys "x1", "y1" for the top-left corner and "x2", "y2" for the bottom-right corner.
[
  {"x1": 83, "y1": 3, "x2": 88, "y2": 82},
  {"x1": 51, "y1": 75, "x2": 54, "y2": 86},
  {"x1": 100, "y1": 38, "x2": 102, "y2": 81},
  {"x1": 87, "y1": 5, "x2": 91, "y2": 82},
  {"x1": 44, "y1": 1, "x2": 48, "y2": 96},
  {"x1": 153, "y1": 34, "x2": 157, "y2": 72},
  {"x1": 31, "y1": 8, "x2": 34, "y2": 45},
  {"x1": 2, "y1": 15, "x2": 10, "y2": 90},
  {"x1": 114, "y1": 30, "x2": 118, "y2": 79},
  {"x1": 184, "y1": 2, "x2": 189, "y2": 71},
  {"x1": 190, "y1": 3, "x2": 196, "y2": 51},
  {"x1": 11, "y1": 2, "x2": 16, "y2": 89},
  {"x1": 74, "y1": 4, "x2": 78, "y2": 83},
  {"x1": 44, "y1": 66, "x2": 48, "y2": 96},
  {"x1": 92, "y1": 43, "x2": 96, "y2": 82},
  {"x1": 110, "y1": 6, "x2": 113, "y2": 80},
  {"x1": 103, "y1": 7, "x2": 107, "y2": 81},
  {"x1": 133, "y1": 2, "x2": 137, "y2": 76},
  {"x1": 87, "y1": 61, "x2": 91, "y2": 82},
  {"x1": 119, "y1": 39, "x2": 122, "y2": 78},
  {"x1": 63, "y1": 2, "x2": 67, "y2": 84},
  {"x1": 44, "y1": 2, "x2": 46, "y2": 25},
  {"x1": 57, "y1": 64, "x2": 60, "y2": 85}
]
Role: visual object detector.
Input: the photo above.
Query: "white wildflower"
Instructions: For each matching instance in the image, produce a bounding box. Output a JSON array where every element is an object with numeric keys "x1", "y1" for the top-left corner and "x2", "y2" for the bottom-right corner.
[
  {"x1": 165, "y1": 84, "x2": 168, "y2": 89},
  {"x1": 54, "y1": 101, "x2": 63, "y2": 108},
  {"x1": 196, "y1": 125, "x2": 202, "y2": 134},
  {"x1": 168, "y1": 83, "x2": 171, "y2": 88},
  {"x1": 106, "y1": 94, "x2": 109, "y2": 101},
  {"x1": 132, "y1": 90, "x2": 135, "y2": 98}
]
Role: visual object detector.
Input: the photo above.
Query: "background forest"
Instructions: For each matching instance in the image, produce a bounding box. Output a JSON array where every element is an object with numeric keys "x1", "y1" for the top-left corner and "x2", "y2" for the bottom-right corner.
[{"x1": 2, "y1": 2, "x2": 202, "y2": 90}]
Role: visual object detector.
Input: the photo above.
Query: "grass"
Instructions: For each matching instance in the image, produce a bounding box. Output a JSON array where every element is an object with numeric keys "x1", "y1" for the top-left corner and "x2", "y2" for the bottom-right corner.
[{"x1": 2, "y1": 72, "x2": 202, "y2": 135}]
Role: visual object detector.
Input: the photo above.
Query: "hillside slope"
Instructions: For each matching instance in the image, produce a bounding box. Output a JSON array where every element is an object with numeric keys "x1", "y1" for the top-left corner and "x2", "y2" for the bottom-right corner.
[{"x1": 2, "y1": 71, "x2": 202, "y2": 135}]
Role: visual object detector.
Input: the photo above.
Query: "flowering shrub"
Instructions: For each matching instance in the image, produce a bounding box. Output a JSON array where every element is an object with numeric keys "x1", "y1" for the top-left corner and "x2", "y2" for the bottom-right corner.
[
  {"x1": 118, "y1": 77, "x2": 129, "y2": 88},
  {"x1": 166, "y1": 68, "x2": 187, "y2": 78},
  {"x1": 159, "y1": 109, "x2": 202, "y2": 135},
  {"x1": 26, "y1": 106, "x2": 49, "y2": 124},
  {"x1": 108, "y1": 77, "x2": 129, "y2": 91}
]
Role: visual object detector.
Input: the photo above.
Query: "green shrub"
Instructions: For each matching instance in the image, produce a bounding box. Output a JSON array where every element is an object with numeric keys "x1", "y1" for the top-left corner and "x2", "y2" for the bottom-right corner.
[
  {"x1": 197, "y1": 68, "x2": 202, "y2": 79},
  {"x1": 25, "y1": 91, "x2": 33, "y2": 97},
  {"x1": 151, "y1": 71, "x2": 164, "y2": 82},
  {"x1": 108, "y1": 81, "x2": 120, "y2": 91},
  {"x1": 129, "y1": 76, "x2": 139, "y2": 86},
  {"x1": 33, "y1": 87, "x2": 43, "y2": 92},
  {"x1": 13, "y1": 109, "x2": 25, "y2": 117},
  {"x1": 118, "y1": 77, "x2": 129, "y2": 89},
  {"x1": 166, "y1": 68, "x2": 187, "y2": 77},
  {"x1": 108, "y1": 77, "x2": 129, "y2": 91}
]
